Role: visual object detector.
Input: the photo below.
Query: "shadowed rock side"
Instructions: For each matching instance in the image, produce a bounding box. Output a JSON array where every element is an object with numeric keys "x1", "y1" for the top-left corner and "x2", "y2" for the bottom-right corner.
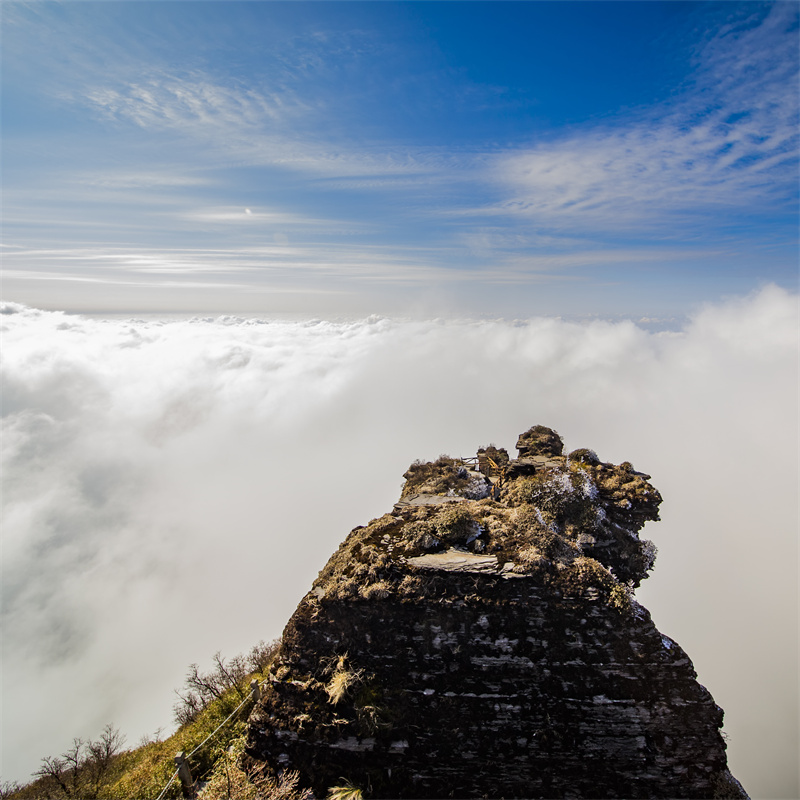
[{"x1": 243, "y1": 426, "x2": 747, "y2": 799}]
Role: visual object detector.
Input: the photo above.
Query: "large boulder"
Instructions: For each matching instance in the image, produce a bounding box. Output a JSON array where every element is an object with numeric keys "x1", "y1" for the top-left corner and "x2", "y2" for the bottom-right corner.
[{"x1": 515, "y1": 425, "x2": 565, "y2": 458}]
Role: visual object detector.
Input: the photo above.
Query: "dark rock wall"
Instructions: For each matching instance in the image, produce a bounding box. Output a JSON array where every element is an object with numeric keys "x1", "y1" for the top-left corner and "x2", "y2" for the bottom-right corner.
[
  {"x1": 243, "y1": 427, "x2": 745, "y2": 799},
  {"x1": 247, "y1": 583, "x2": 727, "y2": 799}
]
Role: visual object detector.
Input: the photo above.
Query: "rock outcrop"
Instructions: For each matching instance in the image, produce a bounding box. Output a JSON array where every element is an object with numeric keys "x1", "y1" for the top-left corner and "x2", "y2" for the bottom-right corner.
[{"x1": 244, "y1": 426, "x2": 747, "y2": 799}]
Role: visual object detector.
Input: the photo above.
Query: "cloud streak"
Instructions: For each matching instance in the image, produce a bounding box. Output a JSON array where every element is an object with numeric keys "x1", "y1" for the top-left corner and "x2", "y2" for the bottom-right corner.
[
  {"x1": 70, "y1": 5, "x2": 797, "y2": 236},
  {"x1": 83, "y1": 72, "x2": 307, "y2": 136},
  {"x1": 1, "y1": 286, "x2": 797, "y2": 797},
  {"x1": 79, "y1": 70, "x2": 446, "y2": 184},
  {"x1": 489, "y1": 4, "x2": 798, "y2": 233}
]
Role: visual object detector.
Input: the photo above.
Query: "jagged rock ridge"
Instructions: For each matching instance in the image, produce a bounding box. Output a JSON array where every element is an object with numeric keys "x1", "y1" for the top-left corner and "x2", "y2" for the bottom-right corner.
[{"x1": 244, "y1": 425, "x2": 747, "y2": 799}]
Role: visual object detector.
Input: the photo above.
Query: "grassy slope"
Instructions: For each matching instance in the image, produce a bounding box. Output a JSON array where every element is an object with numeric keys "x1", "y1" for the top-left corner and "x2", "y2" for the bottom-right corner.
[{"x1": 9, "y1": 669, "x2": 268, "y2": 800}]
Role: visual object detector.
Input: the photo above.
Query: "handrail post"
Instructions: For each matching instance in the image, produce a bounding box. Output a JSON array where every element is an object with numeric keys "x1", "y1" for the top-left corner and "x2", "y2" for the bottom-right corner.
[{"x1": 174, "y1": 751, "x2": 196, "y2": 799}]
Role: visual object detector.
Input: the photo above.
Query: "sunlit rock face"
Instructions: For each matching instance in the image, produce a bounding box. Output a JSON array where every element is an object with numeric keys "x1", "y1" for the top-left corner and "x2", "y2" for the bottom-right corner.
[{"x1": 244, "y1": 426, "x2": 747, "y2": 799}]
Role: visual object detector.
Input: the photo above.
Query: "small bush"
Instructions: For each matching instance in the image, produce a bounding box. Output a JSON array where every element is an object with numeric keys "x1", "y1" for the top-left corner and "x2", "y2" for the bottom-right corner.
[
  {"x1": 398, "y1": 575, "x2": 424, "y2": 593},
  {"x1": 609, "y1": 580, "x2": 634, "y2": 614},
  {"x1": 0, "y1": 783, "x2": 22, "y2": 800},
  {"x1": 513, "y1": 507, "x2": 574, "y2": 562},
  {"x1": 247, "y1": 639, "x2": 281, "y2": 674},
  {"x1": 404, "y1": 520, "x2": 440, "y2": 552},
  {"x1": 640, "y1": 539, "x2": 658, "y2": 573},
  {"x1": 568, "y1": 448, "x2": 600, "y2": 466},
  {"x1": 434, "y1": 506, "x2": 479, "y2": 545},
  {"x1": 174, "y1": 651, "x2": 252, "y2": 725}
]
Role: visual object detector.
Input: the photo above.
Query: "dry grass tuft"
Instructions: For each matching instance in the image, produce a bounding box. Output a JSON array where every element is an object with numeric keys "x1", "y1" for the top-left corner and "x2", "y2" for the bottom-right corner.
[
  {"x1": 201, "y1": 738, "x2": 312, "y2": 799},
  {"x1": 327, "y1": 781, "x2": 363, "y2": 800},
  {"x1": 360, "y1": 580, "x2": 392, "y2": 600},
  {"x1": 325, "y1": 656, "x2": 363, "y2": 705},
  {"x1": 517, "y1": 545, "x2": 548, "y2": 569}
]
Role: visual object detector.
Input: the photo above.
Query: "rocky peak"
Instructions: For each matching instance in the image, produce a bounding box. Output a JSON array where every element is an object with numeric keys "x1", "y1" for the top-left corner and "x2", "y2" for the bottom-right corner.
[
  {"x1": 243, "y1": 425, "x2": 747, "y2": 799},
  {"x1": 516, "y1": 424, "x2": 565, "y2": 458}
]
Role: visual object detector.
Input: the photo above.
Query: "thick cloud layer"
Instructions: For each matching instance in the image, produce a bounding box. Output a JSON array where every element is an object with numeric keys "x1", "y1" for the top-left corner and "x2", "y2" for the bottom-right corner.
[{"x1": 2, "y1": 287, "x2": 797, "y2": 797}]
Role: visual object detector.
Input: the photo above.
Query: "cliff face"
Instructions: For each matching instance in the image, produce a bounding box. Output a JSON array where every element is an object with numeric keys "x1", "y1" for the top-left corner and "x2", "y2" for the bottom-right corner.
[{"x1": 244, "y1": 426, "x2": 747, "y2": 799}]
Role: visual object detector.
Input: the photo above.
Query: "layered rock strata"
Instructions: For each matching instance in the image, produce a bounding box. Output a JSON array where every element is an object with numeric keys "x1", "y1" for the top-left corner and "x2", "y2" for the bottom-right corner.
[{"x1": 244, "y1": 425, "x2": 747, "y2": 799}]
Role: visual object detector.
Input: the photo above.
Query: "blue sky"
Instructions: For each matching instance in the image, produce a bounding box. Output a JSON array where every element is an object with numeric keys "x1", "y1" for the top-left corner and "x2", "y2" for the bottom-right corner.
[{"x1": 2, "y1": 1, "x2": 798, "y2": 318}]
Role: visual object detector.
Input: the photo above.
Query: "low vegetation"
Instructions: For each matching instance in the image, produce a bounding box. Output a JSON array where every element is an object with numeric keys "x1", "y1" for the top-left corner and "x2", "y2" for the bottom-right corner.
[
  {"x1": 199, "y1": 739, "x2": 312, "y2": 800},
  {"x1": 5, "y1": 726, "x2": 127, "y2": 800},
  {"x1": 6, "y1": 641, "x2": 280, "y2": 800},
  {"x1": 401, "y1": 456, "x2": 488, "y2": 498},
  {"x1": 174, "y1": 641, "x2": 277, "y2": 725}
]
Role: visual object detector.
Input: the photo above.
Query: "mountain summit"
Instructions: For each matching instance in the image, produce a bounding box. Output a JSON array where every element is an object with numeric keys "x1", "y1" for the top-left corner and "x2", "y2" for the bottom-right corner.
[{"x1": 243, "y1": 425, "x2": 747, "y2": 799}]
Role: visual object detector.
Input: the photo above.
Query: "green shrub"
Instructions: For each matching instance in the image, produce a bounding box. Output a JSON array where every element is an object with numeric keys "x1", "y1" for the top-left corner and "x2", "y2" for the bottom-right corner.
[
  {"x1": 106, "y1": 690, "x2": 256, "y2": 799},
  {"x1": 608, "y1": 581, "x2": 634, "y2": 614},
  {"x1": 433, "y1": 506, "x2": 479, "y2": 545}
]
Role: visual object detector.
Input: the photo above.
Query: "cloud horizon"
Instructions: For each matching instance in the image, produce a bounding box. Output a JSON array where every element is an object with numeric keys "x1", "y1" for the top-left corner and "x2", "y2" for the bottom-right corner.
[{"x1": 2, "y1": 285, "x2": 797, "y2": 797}]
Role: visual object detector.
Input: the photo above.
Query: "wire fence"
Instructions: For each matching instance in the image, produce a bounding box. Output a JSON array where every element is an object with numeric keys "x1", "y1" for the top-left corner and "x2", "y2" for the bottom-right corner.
[
  {"x1": 154, "y1": 677, "x2": 267, "y2": 800},
  {"x1": 154, "y1": 767, "x2": 181, "y2": 800}
]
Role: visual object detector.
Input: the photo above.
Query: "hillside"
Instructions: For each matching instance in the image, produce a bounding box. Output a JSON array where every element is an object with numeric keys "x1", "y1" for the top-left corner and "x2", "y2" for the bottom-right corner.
[{"x1": 4, "y1": 644, "x2": 280, "y2": 800}]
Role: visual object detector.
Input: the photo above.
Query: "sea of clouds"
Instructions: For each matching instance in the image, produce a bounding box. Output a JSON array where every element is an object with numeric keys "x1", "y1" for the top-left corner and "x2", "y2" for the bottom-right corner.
[{"x1": 2, "y1": 286, "x2": 797, "y2": 797}]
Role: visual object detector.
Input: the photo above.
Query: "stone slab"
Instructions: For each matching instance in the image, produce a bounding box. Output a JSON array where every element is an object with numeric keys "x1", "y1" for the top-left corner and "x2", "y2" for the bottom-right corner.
[{"x1": 406, "y1": 548, "x2": 499, "y2": 573}]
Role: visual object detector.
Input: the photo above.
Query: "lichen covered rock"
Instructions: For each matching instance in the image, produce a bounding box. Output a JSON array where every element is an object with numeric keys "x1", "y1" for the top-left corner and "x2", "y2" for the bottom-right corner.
[{"x1": 243, "y1": 426, "x2": 746, "y2": 799}]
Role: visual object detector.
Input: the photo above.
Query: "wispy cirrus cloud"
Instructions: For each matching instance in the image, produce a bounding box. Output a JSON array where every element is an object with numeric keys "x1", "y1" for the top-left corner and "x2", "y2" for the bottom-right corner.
[
  {"x1": 78, "y1": 70, "x2": 445, "y2": 182},
  {"x1": 72, "y1": 4, "x2": 797, "y2": 228},
  {"x1": 488, "y1": 4, "x2": 798, "y2": 234},
  {"x1": 55, "y1": 3, "x2": 800, "y2": 241},
  {"x1": 83, "y1": 73, "x2": 308, "y2": 132},
  {"x1": 491, "y1": 114, "x2": 794, "y2": 229}
]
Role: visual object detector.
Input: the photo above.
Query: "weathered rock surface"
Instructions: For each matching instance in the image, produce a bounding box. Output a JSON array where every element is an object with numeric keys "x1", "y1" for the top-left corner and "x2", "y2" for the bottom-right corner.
[{"x1": 244, "y1": 426, "x2": 747, "y2": 799}]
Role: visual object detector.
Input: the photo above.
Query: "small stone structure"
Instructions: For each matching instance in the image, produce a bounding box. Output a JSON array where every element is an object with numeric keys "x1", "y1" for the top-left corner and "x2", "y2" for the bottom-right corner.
[{"x1": 243, "y1": 426, "x2": 747, "y2": 799}]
